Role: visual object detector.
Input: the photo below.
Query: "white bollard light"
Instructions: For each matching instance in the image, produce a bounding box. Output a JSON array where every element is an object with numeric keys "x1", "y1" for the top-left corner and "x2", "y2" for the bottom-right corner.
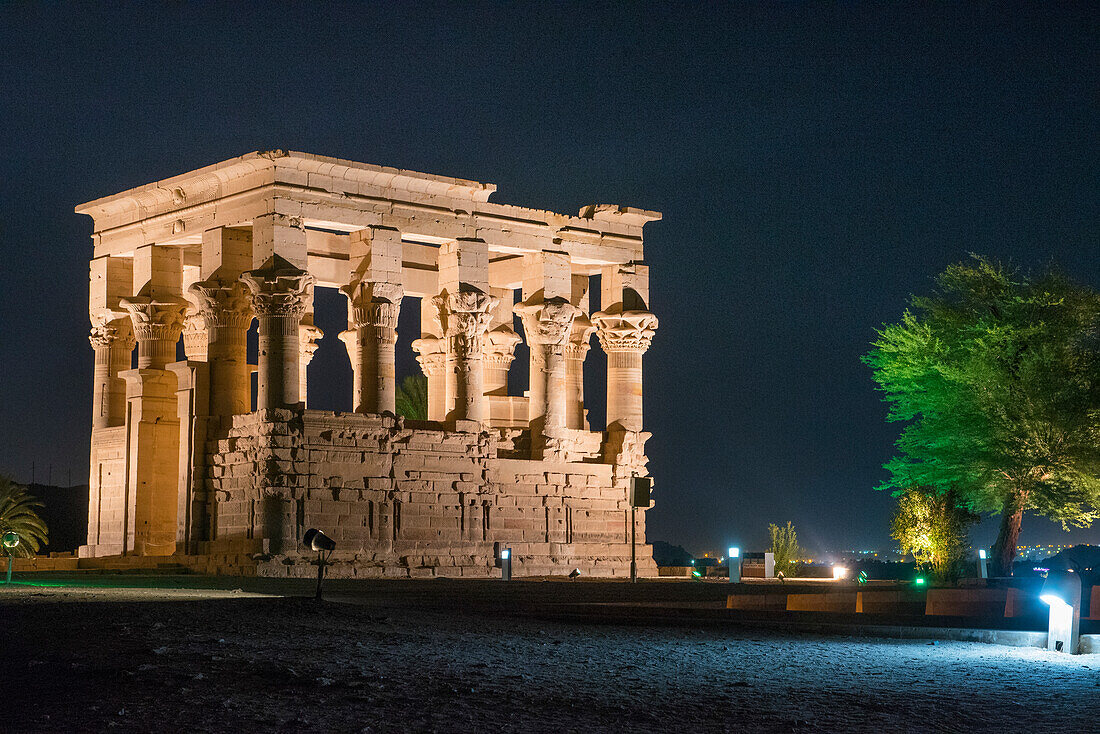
[
  {"x1": 977, "y1": 549, "x2": 989, "y2": 580},
  {"x1": 728, "y1": 547, "x2": 740, "y2": 583},
  {"x1": 1040, "y1": 570, "x2": 1081, "y2": 654}
]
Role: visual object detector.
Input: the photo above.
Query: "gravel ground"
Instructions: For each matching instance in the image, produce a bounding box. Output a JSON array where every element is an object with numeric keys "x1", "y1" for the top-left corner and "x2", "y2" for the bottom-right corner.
[{"x1": 1, "y1": 582, "x2": 1097, "y2": 733}]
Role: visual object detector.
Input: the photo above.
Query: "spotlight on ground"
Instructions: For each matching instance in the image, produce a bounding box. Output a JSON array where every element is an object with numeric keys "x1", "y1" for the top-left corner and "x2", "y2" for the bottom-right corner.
[
  {"x1": 914, "y1": 576, "x2": 926, "y2": 586},
  {"x1": 1040, "y1": 570, "x2": 1082, "y2": 654},
  {"x1": 303, "y1": 528, "x2": 336, "y2": 601},
  {"x1": 832, "y1": 566, "x2": 849, "y2": 581},
  {"x1": 569, "y1": 568, "x2": 581, "y2": 580},
  {"x1": 499, "y1": 548, "x2": 512, "y2": 582},
  {"x1": 2, "y1": 531, "x2": 19, "y2": 583}
]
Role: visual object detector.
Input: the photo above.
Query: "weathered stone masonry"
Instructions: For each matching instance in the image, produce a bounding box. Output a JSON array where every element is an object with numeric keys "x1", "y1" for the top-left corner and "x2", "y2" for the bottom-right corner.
[{"x1": 77, "y1": 151, "x2": 660, "y2": 578}]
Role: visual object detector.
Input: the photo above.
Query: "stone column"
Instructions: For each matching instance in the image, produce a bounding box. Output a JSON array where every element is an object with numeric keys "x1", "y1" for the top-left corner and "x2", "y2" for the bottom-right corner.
[
  {"x1": 433, "y1": 291, "x2": 497, "y2": 423},
  {"x1": 483, "y1": 326, "x2": 521, "y2": 396},
  {"x1": 299, "y1": 322, "x2": 323, "y2": 407},
  {"x1": 518, "y1": 299, "x2": 581, "y2": 452},
  {"x1": 240, "y1": 264, "x2": 314, "y2": 410},
  {"x1": 119, "y1": 297, "x2": 188, "y2": 556},
  {"x1": 187, "y1": 282, "x2": 253, "y2": 417},
  {"x1": 564, "y1": 315, "x2": 596, "y2": 430},
  {"x1": 412, "y1": 336, "x2": 447, "y2": 421},
  {"x1": 89, "y1": 315, "x2": 135, "y2": 429},
  {"x1": 593, "y1": 311, "x2": 658, "y2": 432},
  {"x1": 343, "y1": 281, "x2": 403, "y2": 414}
]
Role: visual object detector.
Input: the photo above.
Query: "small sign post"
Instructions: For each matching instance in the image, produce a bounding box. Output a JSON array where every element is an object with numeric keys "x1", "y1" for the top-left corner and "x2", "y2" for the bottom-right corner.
[{"x1": 628, "y1": 476, "x2": 651, "y2": 583}]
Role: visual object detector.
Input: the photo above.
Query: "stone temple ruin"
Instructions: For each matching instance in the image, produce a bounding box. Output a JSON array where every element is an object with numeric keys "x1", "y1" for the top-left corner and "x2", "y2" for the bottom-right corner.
[{"x1": 77, "y1": 151, "x2": 660, "y2": 577}]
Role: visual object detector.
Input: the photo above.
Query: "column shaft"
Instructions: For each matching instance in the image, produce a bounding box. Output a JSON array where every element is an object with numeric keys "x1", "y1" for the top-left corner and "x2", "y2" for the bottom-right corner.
[
  {"x1": 434, "y1": 291, "x2": 496, "y2": 423},
  {"x1": 240, "y1": 266, "x2": 313, "y2": 410},
  {"x1": 593, "y1": 311, "x2": 658, "y2": 432}
]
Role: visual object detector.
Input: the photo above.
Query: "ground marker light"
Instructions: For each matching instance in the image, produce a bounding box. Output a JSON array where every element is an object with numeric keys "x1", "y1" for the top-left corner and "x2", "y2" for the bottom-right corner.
[
  {"x1": 728, "y1": 547, "x2": 741, "y2": 583},
  {"x1": 1040, "y1": 569, "x2": 1082, "y2": 654},
  {"x1": 303, "y1": 528, "x2": 336, "y2": 601},
  {"x1": 2, "y1": 531, "x2": 18, "y2": 583}
]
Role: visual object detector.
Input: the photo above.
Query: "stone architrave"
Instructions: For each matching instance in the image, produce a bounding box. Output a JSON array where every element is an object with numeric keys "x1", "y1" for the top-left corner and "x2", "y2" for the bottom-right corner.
[
  {"x1": 563, "y1": 314, "x2": 597, "y2": 430},
  {"x1": 482, "y1": 325, "x2": 521, "y2": 396},
  {"x1": 342, "y1": 281, "x2": 403, "y2": 414},
  {"x1": 412, "y1": 336, "x2": 447, "y2": 421},
  {"x1": 593, "y1": 310, "x2": 658, "y2": 433},
  {"x1": 433, "y1": 291, "x2": 497, "y2": 423},
  {"x1": 518, "y1": 298, "x2": 581, "y2": 457},
  {"x1": 89, "y1": 314, "x2": 136, "y2": 429},
  {"x1": 188, "y1": 281, "x2": 254, "y2": 417},
  {"x1": 240, "y1": 261, "x2": 314, "y2": 410}
]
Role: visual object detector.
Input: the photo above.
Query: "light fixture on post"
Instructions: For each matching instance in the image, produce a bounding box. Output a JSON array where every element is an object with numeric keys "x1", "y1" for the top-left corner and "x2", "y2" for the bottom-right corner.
[
  {"x1": 2, "y1": 532, "x2": 19, "y2": 584},
  {"x1": 1040, "y1": 569, "x2": 1082, "y2": 654},
  {"x1": 302, "y1": 528, "x2": 336, "y2": 601},
  {"x1": 728, "y1": 547, "x2": 740, "y2": 584},
  {"x1": 628, "y1": 476, "x2": 651, "y2": 584},
  {"x1": 499, "y1": 547, "x2": 512, "y2": 582},
  {"x1": 977, "y1": 549, "x2": 989, "y2": 580}
]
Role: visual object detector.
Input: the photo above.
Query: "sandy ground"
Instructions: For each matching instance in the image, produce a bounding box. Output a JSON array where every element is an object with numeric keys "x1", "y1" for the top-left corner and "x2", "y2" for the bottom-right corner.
[{"x1": 1, "y1": 580, "x2": 1097, "y2": 733}]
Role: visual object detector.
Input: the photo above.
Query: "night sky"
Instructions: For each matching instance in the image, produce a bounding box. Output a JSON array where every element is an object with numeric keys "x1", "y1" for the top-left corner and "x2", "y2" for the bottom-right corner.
[{"x1": 1, "y1": 4, "x2": 1096, "y2": 554}]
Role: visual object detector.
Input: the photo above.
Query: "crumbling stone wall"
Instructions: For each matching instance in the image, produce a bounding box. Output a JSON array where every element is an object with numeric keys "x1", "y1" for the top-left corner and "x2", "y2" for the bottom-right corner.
[{"x1": 201, "y1": 409, "x2": 655, "y2": 578}]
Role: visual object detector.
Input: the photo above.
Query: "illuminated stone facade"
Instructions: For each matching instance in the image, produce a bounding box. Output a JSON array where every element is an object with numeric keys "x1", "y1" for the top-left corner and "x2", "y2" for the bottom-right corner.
[{"x1": 77, "y1": 151, "x2": 660, "y2": 578}]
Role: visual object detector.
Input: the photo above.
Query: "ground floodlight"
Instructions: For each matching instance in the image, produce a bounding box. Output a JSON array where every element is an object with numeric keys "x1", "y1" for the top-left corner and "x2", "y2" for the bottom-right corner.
[
  {"x1": 914, "y1": 576, "x2": 926, "y2": 586},
  {"x1": 977, "y1": 548, "x2": 989, "y2": 579},
  {"x1": 833, "y1": 566, "x2": 849, "y2": 580},
  {"x1": 499, "y1": 547, "x2": 512, "y2": 581},
  {"x1": 978, "y1": 549, "x2": 987, "y2": 560},
  {"x1": 302, "y1": 528, "x2": 336, "y2": 601},
  {"x1": 569, "y1": 568, "x2": 581, "y2": 580},
  {"x1": 1040, "y1": 570, "x2": 1082, "y2": 654}
]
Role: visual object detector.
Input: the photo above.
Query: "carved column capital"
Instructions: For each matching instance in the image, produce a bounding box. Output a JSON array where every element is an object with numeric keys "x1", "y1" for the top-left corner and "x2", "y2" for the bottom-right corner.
[
  {"x1": 483, "y1": 326, "x2": 522, "y2": 370},
  {"x1": 182, "y1": 311, "x2": 208, "y2": 361},
  {"x1": 187, "y1": 281, "x2": 254, "y2": 331},
  {"x1": 517, "y1": 298, "x2": 582, "y2": 350},
  {"x1": 89, "y1": 313, "x2": 136, "y2": 352},
  {"x1": 593, "y1": 310, "x2": 659, "y2": 354},
  {"x1": 564, "y1": 314, "x2": 597, "y2": 361},
  {"x1": 239, "y1": 267, "x2": 314, "y2": 320},
  {"x1": 433, "y1": 291, "x2": 497, "y2": 356},
  {"x1": 412, "y1": 336, "x2": 447, "y2": 376},
  {"x1": 119, "y1": 297, "x2": 188, "y2": 343},
  {"x1": 342, "y1": 281, "x2": 403, "y2": 326},
  {"x1": 300, "y1": 323, "x2": 324, "y2": 365}
]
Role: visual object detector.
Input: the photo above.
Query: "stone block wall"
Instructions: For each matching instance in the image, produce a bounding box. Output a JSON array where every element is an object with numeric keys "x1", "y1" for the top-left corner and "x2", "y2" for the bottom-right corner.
[
  {"x1": 83, "y1": 426, "x2": 129, "y2": 556},
  {"x1": 201, "y1": 409, "x2": 656, "y2": 578}
]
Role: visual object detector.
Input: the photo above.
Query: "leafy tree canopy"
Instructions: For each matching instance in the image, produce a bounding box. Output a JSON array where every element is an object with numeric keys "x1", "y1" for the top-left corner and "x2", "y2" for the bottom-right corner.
[
  {"x1": 395, "y1": 374, "x2": 428, "y2": 421},
  {"x1": 865, "y1": 257, "x2": 1100, "y2": 573},
  {"x1": 0, "y1": 475, "x2": 48, "y2": 558}
]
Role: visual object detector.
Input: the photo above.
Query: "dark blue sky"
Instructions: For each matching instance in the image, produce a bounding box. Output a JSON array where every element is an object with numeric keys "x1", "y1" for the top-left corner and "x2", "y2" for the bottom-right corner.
[{"x1": 0, "y1": 3, "x2": 1096, "y2": 553}]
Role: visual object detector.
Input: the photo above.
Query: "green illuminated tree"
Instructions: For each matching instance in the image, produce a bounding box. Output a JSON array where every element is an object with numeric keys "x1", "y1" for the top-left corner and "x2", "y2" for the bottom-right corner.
[
  {"x1": 890, "y1": 487, "x2": 978, "y2": 583},
  {"x1": 865, "y1": 257, "x2": 1100, "y2": 575},
  {"x1": 768, "y1": 521, "x2": 803, "y2": 577},
  {"x1": 395, "y1": 374, "x2": 428, "y2": 421},
  {"x1": 0, "y1": 475, "x2": 48, "y2": 558}
]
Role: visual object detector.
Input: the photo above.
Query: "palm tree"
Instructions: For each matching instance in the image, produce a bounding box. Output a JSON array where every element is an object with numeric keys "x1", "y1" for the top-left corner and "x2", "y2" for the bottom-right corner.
[
  {"x1": 395, "y1": 374, "x2": 428, "y2": 420},
  {"x1": 0, "y1": 475, "x2": 48, "y2": 558}
]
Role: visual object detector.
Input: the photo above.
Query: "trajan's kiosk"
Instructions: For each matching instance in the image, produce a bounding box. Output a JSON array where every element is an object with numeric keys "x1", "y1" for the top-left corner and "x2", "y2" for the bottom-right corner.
[{"x1": 76, "y1": 151, "x2": 660, "y2": 578}]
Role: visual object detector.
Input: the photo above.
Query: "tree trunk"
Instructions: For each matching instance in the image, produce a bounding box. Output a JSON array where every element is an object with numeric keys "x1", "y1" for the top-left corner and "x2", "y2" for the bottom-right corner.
[{"x1": 991, "y1": 490, "x2": 1026, "y2": 576}]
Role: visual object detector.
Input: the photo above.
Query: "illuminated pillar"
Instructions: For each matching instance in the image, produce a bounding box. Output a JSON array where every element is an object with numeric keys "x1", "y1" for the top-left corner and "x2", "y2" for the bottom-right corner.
[
  {"x1": 564, "y1": 315, "x2": 596, "y2": 430},
  {"x1": 434, "y1": 290, "x2": 497, "y2": 423},
  {"x1": 89, "y1": 316, "x2": 135, "y2": 429},
  {"x1": 343, "y1": 281, "x2": 403, "y2": 414},
  {"x1": 518, "y1": 298, "x2": 581, "y2": 454},
  {"x1": 593, "y1": 310, "x2": 658, "y2": 432},
  {"x1": 187, "y1": 282, "x2": 253, "y2": 417},
  {"x1": 240, "y1": 264, "x2": 314, "y2": 410},
  {"x1": 412, "y1": 336, "x2": 447, "y2": 421}
]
